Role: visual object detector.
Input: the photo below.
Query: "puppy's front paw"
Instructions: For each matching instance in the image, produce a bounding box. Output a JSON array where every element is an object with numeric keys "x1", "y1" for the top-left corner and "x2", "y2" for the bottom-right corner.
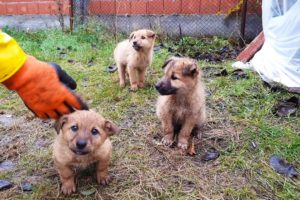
[
  {"x1": 162, "y1": 134, "x2": 174, "y2": 146},
  {"x1": 120, "y1": 82, "x2": 125, "y2": 88},
  {"x1": 138, "y1": 82, "x2": 145, "y2": 88},
  {"x1": 130, "y1": 84, "x2": 138, "y2": 91},
  {"x1": 97, "y1": 175, "x2": 112, "y2": 185},
  {"x1": 61, "y1": 180, "x2": 76, "y2": 195},
  {"x1": 177, "y1": 138, "x2": 188, "y2": 150}
]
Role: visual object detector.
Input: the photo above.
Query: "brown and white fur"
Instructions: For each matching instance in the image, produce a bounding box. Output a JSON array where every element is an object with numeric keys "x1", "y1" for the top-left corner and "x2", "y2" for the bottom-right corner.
[
  {"x1": 114, "y1": 29, "x2": 156, "y2": 91},
  {"x1": 155, "y1": 57, "x2": 206, "y2": 154},
  {"x1": 53, "y1": 110, "x2": 120, "y2": 195}
]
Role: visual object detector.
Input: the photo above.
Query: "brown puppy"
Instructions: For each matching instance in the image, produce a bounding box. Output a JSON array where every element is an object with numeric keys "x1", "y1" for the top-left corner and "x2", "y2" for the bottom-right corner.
[
  {"x1": 53, "y1": 110, "x2": 120, "y2": 195},
  {"x1": 155, "y1": 57, "x2": 206, "y2": 154},
  {"x1": 114, "y1": 29, "x2": 156, "y2": 91}
]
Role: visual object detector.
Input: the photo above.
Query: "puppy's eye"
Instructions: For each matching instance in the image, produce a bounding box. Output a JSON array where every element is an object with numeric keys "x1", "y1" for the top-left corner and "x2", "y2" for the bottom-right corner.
[
  {"x1": 171, "y1": 74, "x2": 178, "y2": 80},
  {"x1": 141, "y1": 36, "x2": 146, "y2": 39},
  {"x1": 71, "y1": 125, "x2": 78, "y2": 132},
  {"x1": 91, "y1": 128, "x2": 99, "y2": 136}
]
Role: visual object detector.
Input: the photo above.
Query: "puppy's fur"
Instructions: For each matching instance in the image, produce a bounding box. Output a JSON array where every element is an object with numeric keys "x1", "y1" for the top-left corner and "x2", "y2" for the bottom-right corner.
[
  {"x1": 155, "y1": 57, "x2": 206, "y2": 154},
  {"x1": 114, "y1": 29, "x2": 156, "y2": 91},
  {"x1": 53, "y1": 110, "x2": 120, "y2": 195}
]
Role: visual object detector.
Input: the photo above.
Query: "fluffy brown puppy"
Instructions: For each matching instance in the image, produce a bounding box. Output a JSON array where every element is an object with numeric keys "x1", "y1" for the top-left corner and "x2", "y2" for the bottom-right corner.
[
  {"x1": 53, "y1": 110, "x2": 120, "y2": 195},
  {"x1": 155, "y1": 57, "x2": 206, "y2": 154},
  {"x1": 114, "y1": 29, "x2": 156, "y2": 91}
]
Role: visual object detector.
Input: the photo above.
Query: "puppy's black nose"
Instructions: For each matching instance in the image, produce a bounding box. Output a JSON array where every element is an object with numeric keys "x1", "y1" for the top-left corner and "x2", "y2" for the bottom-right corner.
[
  {"x1": 155, "y1": 83, "x2": 160, "y2": 90},
  {"x1": 76, "y1": 140, "x2": 87, "y2": 149},
  {"x1": 133, "y1": 41, "x2": 137, "y2": 45}
]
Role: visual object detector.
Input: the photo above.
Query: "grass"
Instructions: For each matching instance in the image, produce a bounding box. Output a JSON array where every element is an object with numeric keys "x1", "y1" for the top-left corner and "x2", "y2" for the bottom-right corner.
[{"x1": 0, "y1": 25, "x2": 299, "y2": 199}]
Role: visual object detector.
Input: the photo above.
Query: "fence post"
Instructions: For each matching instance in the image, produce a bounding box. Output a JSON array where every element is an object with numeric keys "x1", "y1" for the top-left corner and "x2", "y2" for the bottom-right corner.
[
  {"x1": 240, "y1": 0, "x2": 248, "y2": 45},
  {"x1": 73, "y1": 0, "x2": 89, "y2": 28},
  {"x1": 70, "y1": 0, "x2": 74, "y2": 31}
]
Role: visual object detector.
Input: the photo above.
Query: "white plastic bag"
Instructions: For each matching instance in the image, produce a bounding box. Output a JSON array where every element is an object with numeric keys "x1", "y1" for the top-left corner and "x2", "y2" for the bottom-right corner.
[{"x1": 248, "y1": 0, "x2": 300, "y2": 87}]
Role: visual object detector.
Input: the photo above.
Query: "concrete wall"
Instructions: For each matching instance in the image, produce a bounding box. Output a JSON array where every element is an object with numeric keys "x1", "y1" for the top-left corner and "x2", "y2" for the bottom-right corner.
[
  {"x1": 0, "y1": 15, "x2": 69, "y2": 30},
  {"x1": 91, "y1": 14, "x2": 262, "y2": 39}
]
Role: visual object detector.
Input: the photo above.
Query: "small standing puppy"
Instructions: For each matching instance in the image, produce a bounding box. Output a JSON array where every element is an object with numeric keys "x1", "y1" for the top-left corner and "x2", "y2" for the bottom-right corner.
[
  {"x1": 155, "y1": 57, "x2": 206, "y2": 154},
  {"x1": 53, "y1": 110, "x2": 120, "y2": 195},
  {"x1": 114, "y1": 29, "x2": 156, "y2": 91}
]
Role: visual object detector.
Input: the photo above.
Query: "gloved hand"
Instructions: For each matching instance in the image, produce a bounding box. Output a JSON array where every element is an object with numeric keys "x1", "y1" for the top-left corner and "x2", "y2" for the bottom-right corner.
[{"x1": 2, "y1": 55, "x2": 88, "y2": 119}]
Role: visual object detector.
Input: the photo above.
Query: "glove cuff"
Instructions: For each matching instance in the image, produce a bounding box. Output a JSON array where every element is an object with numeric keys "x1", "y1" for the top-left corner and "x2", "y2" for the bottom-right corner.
[{"x1": 3, "y1": 55, "x2": 56, "y2": 91}]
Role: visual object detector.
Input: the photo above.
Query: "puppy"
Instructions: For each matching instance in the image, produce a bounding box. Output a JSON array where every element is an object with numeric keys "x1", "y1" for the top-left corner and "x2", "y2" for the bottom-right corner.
[
  {"x1": 114, "y1": 29, "x2": 156, "y2": 91},
  {"x1": 53, "y1": 110, "x2": 120, "y2": 195},
  {"x1": 155, "y1": 57, "x2": 206, "y2": 154}
]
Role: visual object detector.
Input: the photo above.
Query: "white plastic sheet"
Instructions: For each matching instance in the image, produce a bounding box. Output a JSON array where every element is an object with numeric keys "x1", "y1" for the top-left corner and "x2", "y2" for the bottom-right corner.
[{"x1": 238, "y1": 0, "x2": 300, "y2": 87}]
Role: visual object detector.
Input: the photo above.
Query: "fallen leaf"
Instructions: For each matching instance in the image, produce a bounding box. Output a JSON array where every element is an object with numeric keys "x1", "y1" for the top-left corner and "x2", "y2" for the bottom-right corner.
[
  {"x1": 288, "y1": 87, "x2": 300, "y2": 94},
  {"x1": 269, "y1": 155, "x2": 298, "y2": 178},
  {"x1": 231, "y1": 69, "x2": 248, "y2": 79},
  {"x1": 80, "y1": 188, "x2": 96, "y2": 196},
  {"x1": 19, "y1": 182, "x2": 32, "y2": 191},
  {"x1": 274, "y1": 96, "x2": 299, "y2": 117},
  {"x1": 0, "y1": 179, "x2": 13, "y2": 191}
]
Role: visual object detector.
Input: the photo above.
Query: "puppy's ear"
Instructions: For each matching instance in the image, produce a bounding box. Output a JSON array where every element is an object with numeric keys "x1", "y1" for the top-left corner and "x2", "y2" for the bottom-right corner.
[
  {"x1": 104, "y1": 120, "x2": 121, "y2": 136},
  {"x1": 146, "y1": 30, "x2": 155, "y2": 38},
  {"x1": 54, "y1": 116, "x2": 68, "y2": 134},
  {"x1": 182, "y1": 64, "x2": 199, "y2": 77},
  {"x1": 161, "y1": 57, "x2": 174, "y2": 69},
  {"x1": 129, "y1": 32, "x2": 135, "y2": 41}
]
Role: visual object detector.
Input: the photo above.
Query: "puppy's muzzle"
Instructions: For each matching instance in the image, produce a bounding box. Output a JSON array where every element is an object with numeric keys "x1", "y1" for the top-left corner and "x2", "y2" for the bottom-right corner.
[
  {"x1": 155, "y1": 81, "x2": 177, "y2": 95},
  {"x1": 71, "y1": 139, "x2": 90, "y2": 155},
  {"x1": 132, "y1": 41, "x2": 141, "y2": 51}
]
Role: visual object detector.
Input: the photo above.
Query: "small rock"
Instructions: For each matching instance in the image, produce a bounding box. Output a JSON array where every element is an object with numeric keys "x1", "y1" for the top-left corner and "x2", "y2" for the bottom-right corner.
[
  {"x1": 251, "y1": 141, "x2": 257, "y2": 149},
  {"x1": 19, "y1": 182, "x2": 32, "y2": 191},
  {"x1": 33, "y1": 139, "x2": 50, "y2": 149},
  {"x1": 205, "y1": 90, "x2": 212, "y2": 97},
  {"x1": 0, "y1": 160, "x2": 15, "y2": 171},
  {"x1": 87, "y1": 59, "x2": 94, "y2": 67},
  {"x1": 153, "y1": 45, "x2": 162, "y2": 52},
  {"x1": 0, "y1": 179, "x2": 13, "y2": 191},
  {"x1": 201, "y1": 148, "x2": 220, "y2": 161},
  {"x1": 174, "y1": 53, "x2": 183, "y2": 57},
  {"x1": 107, "y1": 64, "x2": 117, "y2": 73},
  {"x1": 215, "y1": 69, "x2": 228, "y2": 77},
  {"x1": 67, "y1": 59, "x2": 76, "y2": 63},
  {"x1": 91, "y1": 43, "x2": 97, "y2": 49},
  {"x1": 58, "y1": 52, "x2": 67, "y2": 57},
  {"x1": 0, "y1": 114, "x2": 14, "y2": 126},
  {"x1": 257, "y1": 169, "x2": 263, "y2": 175}
]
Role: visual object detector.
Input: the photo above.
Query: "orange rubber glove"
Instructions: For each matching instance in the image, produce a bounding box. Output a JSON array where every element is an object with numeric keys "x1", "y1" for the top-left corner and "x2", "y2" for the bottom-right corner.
[{"x1": 2, "y1": 55, "x2": 88, "y2": 119}]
